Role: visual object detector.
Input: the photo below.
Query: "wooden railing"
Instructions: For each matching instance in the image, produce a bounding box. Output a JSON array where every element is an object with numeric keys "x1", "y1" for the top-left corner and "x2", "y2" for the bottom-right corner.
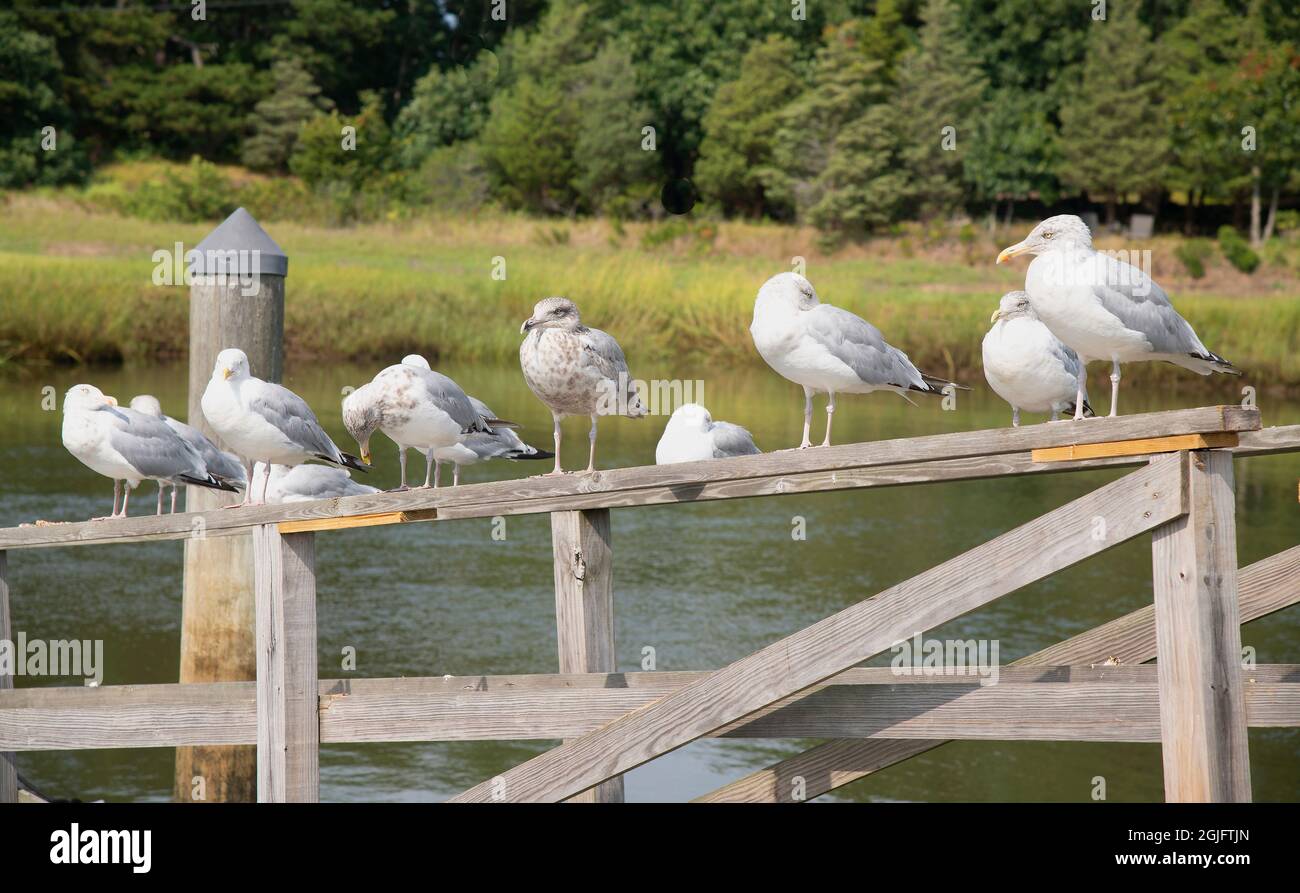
[{"x1": 1, "y1": 405, "x2": 1298, "y2": 803}]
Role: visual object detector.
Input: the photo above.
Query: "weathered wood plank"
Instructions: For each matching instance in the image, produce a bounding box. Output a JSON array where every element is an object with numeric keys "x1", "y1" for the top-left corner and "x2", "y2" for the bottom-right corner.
[
  {"x1": 0, "y1": 552, "x2": 16, "y2": 803},
  {"x1": 0, "y1": 406, "x2": 1264, "y2": 551},
  {"x1": 697, "y1": 540, "x2": 1300, "y2": 803},
  {"x1": 551, "y1": 509, "x2": 624, "y2": 803},
  {"x1": 1152, "y1": 450, "x2": 1251, "y2": 802},
  {"x1": 448, "y1": 458, "x2": 1187, "y2": 802},
  {"x1": 1031, "y1": 432, "x2": 1237, "y2": 463},
  {"x1": 253, "y1": 526, "x2": 319, "y2": 803},
  {"x1": 278, "y1": 509, "x2": 437, "y2": 534}
]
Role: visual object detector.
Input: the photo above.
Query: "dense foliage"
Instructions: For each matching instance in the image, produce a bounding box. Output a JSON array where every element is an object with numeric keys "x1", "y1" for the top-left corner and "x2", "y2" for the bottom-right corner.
[{"x1": 2, "y1": 0, "x2": 1297, "y2": 237}]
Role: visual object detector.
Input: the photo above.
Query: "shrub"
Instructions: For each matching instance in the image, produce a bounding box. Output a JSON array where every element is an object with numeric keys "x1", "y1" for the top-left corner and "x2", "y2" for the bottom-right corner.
[
  {"x1": 1217, "y1": 225, "x2": 1260, "y2": 274},
  {"x1": 1174, "y1": 238, "x2": 1212, "y2": 279}
]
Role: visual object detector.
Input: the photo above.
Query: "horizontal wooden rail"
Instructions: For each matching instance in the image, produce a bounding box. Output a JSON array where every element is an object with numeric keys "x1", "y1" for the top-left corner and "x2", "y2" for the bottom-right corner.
[
  {"x1": 3, "y1": 666, "x2": 1296, "y2": 751},
  {"x1": 0, "y1": 407, "x2": 1273, "y2": 552}
]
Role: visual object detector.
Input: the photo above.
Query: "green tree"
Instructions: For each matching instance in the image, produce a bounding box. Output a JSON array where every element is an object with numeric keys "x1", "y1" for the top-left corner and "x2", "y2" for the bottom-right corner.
[
  {"x1": 0, "y1": 14, "x2": 87, "y2": 187},
  {"x1": 572, "y1": 43, "x2": 660, "y2": 216},
  {"x1": 695, "y1": 35, "x2": 803, "y2": 218},
  {"x1": 393, "y1": 50, "x2": 500, "y2": 168},
  {"x1": 964, "y1": 88, "x2": 1059, "y2": 222},
  {"x1": 290, "y1": 91, "x2": 392, "y2": 191},
  {"x1": 242, "y1": 57, "x2": 333, "y2": 172},
  {"x1": 1058, "y1": 1, "x2": 1168, "y2": 223},
  {"x1": 479, "y1": 76, "x2": 581, "y2": 214}
]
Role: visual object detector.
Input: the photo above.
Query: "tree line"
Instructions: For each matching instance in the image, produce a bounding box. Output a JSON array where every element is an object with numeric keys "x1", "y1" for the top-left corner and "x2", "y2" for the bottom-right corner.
[{"x1": 2, "y1": 0, "x2": 1297, "y2": 242}]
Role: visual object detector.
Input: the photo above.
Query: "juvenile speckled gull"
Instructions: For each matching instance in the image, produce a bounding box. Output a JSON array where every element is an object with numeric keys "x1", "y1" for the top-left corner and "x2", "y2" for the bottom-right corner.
[
  {"x1": 130, "y1": 394, "x2": 247, "y2": 512},
  {"x1": 750, "y1": 272, "x2": 960, "y2": 448},
  {"x1": 342, "y1": 357, "x2": 491, "y2": 489},
  {"x1": 997, "y1": 214, "x2": 1239, "y2": 418},
  {"x1": 655, "y1": 403, "x2": 761, "y2": 465},
  {"x1": 253, "y1": 462, "x2": 380, "y2": 504},
  {"x1": 62, "y1": 384, "x2": 237, "y2": 519},
  {"x1": 519, "y1": 297, "x2": 647, "y2": 474},
  {"x1": 201, "y1": 348, "x2": 368, "y2": 506},
  {"x1": 982, "y1": 292, "x2": 1094, "y2": 427},
  {"x1": 403, "y1": 355, "x2": 552, "y2": 486}
]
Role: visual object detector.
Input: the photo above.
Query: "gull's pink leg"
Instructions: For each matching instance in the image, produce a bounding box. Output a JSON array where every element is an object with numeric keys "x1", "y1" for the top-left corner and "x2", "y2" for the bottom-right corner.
[
  {"x1": 543, "y1": 414, "x2": 565, "y2": 476},
  {"x1": 820, "y1": 392, "x2": 836, "y2": 447},
  {"x1": 259, "y1": 462, "x2": 272, "y2": 505},
  {"x1": 800, "y1": 387, "x2": 813, "y2": 449},
  {"x1": 585, "y1": 414, "x2": 598, "y2": 473},
  {"x1": 1109, "y1": 360, "x2": 1121, "y2": 418}
]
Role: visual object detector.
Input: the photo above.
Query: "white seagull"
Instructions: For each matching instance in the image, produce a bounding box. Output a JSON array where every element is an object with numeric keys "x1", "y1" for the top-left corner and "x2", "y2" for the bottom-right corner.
[
  {"x1": 129, "y1": 394, "x2": 247, "y2": 511},
  {"x1": 983, "y1": 292, "x2": 1094, "y2": 426},
  {"x1": 655, "y1": 403, "x2": 761, "y2": 465},
  {"x1": 997, "y1": 214, "x2": 1239, "y2": 418},
  {"x1": 253, "y1": 462, "x2": 381, "y2": 504},
  {"x1": 519, "y1": 297, "x2": 647, "y2": 474},
  {"x1": 341, "y1": 357, "x2": 494, "y2": 489},
  {"x1": 62, "y1": 384, "x2": 238, "y2": 519},
  {"x1": 403, "y1": 355, "x2": 552, "y2": 486},
  {"x1": 750, "y1": 272, "x2": 960, "y2": 448},
  {"x1": 201, "y1": 348, "x2": 368, "y2": 506}
]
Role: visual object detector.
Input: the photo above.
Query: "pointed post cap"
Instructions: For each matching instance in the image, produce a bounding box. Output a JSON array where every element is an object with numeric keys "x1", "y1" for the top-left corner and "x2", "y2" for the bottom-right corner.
[{"x1": 189, "y1": 207, "x2": 289, "y2": 278}]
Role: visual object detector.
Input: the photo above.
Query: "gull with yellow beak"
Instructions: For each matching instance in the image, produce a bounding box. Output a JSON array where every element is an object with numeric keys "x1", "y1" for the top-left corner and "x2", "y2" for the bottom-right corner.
[
  {"x1": 983, "y1": 291, "x2": 1093, "y2": 426},
  {"x1": 202, "y1": 348, "x2": 368, "y2": 506},
  {"x1": 997, "y1": 215, "x2": 1239, "y2": 418}
]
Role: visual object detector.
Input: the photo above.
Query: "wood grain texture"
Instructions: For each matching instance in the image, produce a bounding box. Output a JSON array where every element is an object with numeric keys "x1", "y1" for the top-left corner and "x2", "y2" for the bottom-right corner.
[
  {"x1": 1152, "y1": 451, "x2": 1251, "y2": 802},
  {"x1": 697, "y1": 539, "x2": 1300, "y2": 802},
  {"x1": 551, "y1": 509, "x2": 623, "y2": 802},
  {"x1": 0, "y1": 552, "x2": 16, "y2": 803},
  {"x1": 253, "y1": 526, "x2": 319, "y2": 803},
  {"x1": 0, "y1": 406, "x2": 1266, "y2": 551},
  {"x1": 448, "y1": 459, "x2": 1187, "y2": 802},
  {"x1": 1031, "y1": 432, "x2": 1237, "y2": 463},
  {"x1": 278, "y1": 509, "x2": 437, "y2": 534}
]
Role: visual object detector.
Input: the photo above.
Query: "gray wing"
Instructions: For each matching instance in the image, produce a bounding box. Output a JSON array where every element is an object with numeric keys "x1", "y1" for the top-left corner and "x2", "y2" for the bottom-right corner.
[
  {"x1": 248, "y1": 381, "x2": 342, "y2": 461},
  {"x1": 805, "y1": 304, "x2": 928, "y2": 390},
  {"x1": 166, "y1": 416, "x2": 246, "y2": 483},
  {"x1": 710, "y1": 421, "x2": 761, "y2": 458},
  {"x1": 106, "y1": 407, "x2": 206, "y2": 480},
  {"x1": 1092, "y1": 254, "x2": 1211, "y2": 358},
  {"x1": 1046, "y1": 335, "x2": 1084, "y2": 380},
  {"x1": 580, "y1": 327, "x2": 633, "y2": 381},
  {"x1": 418, "y1": 369, "x2": 487, "y2": 433},
  {"x1": 270, "y1": 465, "x2": 379, "y2": 502}
]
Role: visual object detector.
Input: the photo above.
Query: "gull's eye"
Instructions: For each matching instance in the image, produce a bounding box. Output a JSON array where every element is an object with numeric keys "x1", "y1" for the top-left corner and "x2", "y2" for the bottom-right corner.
[{"x1": 1043, "y1": 231, "x2": 1054, "y2": 239}]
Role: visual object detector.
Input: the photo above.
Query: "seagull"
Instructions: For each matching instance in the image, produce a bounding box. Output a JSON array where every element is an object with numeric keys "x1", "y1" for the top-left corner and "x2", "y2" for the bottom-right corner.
[
  {"x1": 253, "y1": 463, "x2": 381, "y2": 504},
  {"x1": 519, "y1": 297, "x2": 647, "y2": 474},
  {"x1": 997, "y1": 214, "x2": 1240, "y2": 418},
  {"x1": 750, "y1": 272, "x2": 960, "y2": 448},
  {"x1": 62, "y1": 384, "x2": 238, "y2": 519},
  {"x1": 129, "y1": 394, "x2": 247, "y2": 511},
  {"x1": 655, "y1": 403, "x2": 761, "y2": 464},
  {"x1": 983, "y1": 292, "x2": 1095, "y2": 427},
  {"x1": 201, "y1": 348, "x2": 369, "y2": 506},
  {"x1": 342, "y1": 357, "x2": 494, "y2": 489}
]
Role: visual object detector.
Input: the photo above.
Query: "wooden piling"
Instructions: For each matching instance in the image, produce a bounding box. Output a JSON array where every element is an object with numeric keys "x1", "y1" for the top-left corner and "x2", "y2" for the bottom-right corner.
[
  {"x1": 551, "y1": 509, "x2": 624, "y2": 803},
  {"x1": 1151, "y1": 450, "x2": 1252, "y2": 801},
  {"x1": 0, "y1": 552, "x2": 16, "y2": 803},
  {"x1": 175, "y1": 208, "x2": 288, "y2": 803}
]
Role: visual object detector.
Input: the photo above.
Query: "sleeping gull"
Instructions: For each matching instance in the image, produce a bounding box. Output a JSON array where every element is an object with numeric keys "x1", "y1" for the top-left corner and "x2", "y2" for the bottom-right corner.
[
  {"x1": 750, "y1": 272, "x2": 960, "y2": 448},
  {"x1": 202, "y1": 348, "x2": 369, "y2": 506},
  {"x1": 129, "y1": 394, "x2": 247, "y2": 511},
  {"x1": 655, "y1": 403, "x2": 761, "y2": 464},
  {"x1": 997, "y1": 214, "x2": 1239, "y2": 418},
  {"x1": 342, "y1": 357, "x2": 494, "y2": 489},
  {"x1": 253, "y1": 462, "x2": 381, "y2": 504},
  {"x1": 983, "y1": 292, "x2": 1094, "y2": 426},
  {"x1": 62, "y1": 384, "x2": 238, "y2": 519},
  {"x1": 403, "y1": 355, "x2": 552, "y2": 486},
  {"x1": 519, "y1": 297, "x2": 647, "y2": 474}
]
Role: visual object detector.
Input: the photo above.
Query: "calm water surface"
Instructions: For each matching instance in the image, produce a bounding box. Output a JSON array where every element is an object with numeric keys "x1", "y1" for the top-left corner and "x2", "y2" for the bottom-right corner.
[{"x1": 1, "y1": 361, "x2": 1296, "y2": 802}]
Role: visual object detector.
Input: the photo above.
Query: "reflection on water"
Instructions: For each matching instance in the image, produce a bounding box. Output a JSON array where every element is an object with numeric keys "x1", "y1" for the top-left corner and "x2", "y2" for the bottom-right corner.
[{"x1": 1, "y1": 361, "x2": 1296, "y2": 802}]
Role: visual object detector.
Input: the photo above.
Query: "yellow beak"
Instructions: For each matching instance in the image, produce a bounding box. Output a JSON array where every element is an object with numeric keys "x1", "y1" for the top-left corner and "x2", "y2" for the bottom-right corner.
[
  {"x1": 996, "y1": 241, "x2": 1029, "y2": 265},
  {"x1": 222, "y1": 368, "x2": 233, "y2": 380},
  {"x1": 106, "y1": 396, "x2": 118, "y2": 407},
  {"x1": 990, "y1": 310, "x2": 1002, "y2": 323},
  {"x1": 361, "y1": 451, "x2": 371, "y2": 465}
]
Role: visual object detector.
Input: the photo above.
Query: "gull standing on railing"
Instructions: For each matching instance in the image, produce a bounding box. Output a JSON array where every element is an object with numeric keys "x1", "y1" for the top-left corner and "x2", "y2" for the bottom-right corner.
[{"x1": 982, "y1": 292, "x2": 1094, "y2": 426}]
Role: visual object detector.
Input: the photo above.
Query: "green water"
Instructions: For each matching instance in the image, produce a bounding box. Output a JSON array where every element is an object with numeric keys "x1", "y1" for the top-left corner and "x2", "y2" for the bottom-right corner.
[{"x1": 1, "y1": 361, "x2": 1296, "y2": 802}]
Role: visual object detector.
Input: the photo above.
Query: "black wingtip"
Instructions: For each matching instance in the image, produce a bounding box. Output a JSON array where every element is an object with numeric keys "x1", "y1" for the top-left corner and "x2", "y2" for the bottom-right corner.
[
  {"x1": 180, "y1": 474, "x2": 240, "y2": 493},
  {"x1": 1070, "y1": 399, "x2": 1096, "y2": 418},
  {"x1": 509, "y1": 448, "x2": 555, "y2": 461},
  {"x1": 339, "y1": 452, "x2": 372, "y2": 473}
]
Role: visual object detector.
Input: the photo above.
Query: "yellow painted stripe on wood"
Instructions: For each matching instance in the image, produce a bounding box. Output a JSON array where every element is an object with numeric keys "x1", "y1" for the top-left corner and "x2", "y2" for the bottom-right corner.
[
  {"x1": 1032, "y1": 432, "x2": 1238, "y2": 463},
  {"x1": 278, "y1": 509, "x2": 437, "y2": 534}
]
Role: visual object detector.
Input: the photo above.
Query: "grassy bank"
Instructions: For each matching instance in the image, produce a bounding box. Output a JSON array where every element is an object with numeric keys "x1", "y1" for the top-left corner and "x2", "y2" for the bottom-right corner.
[{"x1": 2, "y1": 193, "x2": 1298, "y2": 389}]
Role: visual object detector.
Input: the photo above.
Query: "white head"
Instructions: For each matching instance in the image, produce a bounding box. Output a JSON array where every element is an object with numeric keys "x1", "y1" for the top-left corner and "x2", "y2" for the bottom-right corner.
[
  {"x1": 63, "y1": 383, "x2": 117, "y2": 413},
  {"x1": 212, "y1": 348, "x2": 251, "y2": 382},
  {"x1": 666, "y1": 403, "x2": 713, "y2": 434},
  {"x1": 402, "y1": 354, "x2": 431, "y2": 370},
  {"x1": 521, "y1": 297, "x2": 582, "y2": 334},
  {"x1": 997, "y1": 215, "x2": 1092, "y2": 264},
  {"x1": 129, "y1": 394, "x2": 164, "y2": 417},
  {"x1": 989, "y1": 291, "x2": 1037, "y2": 324},
  {"x1": 756, "y1": 272, "x2": 819, "y2": 312}
]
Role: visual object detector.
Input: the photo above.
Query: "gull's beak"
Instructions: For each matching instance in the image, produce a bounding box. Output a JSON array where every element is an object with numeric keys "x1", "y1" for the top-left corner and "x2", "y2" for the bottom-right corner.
[
  {"x1": 222, "y1": 367, "x2": 234, "y2": 380},
  {"x1": 361, "y1": 451, "x2": 371, "y2": 465},
  {"x1": 996, "y1": 240, "x2": 1030, "y2": 265},
  {"x1": 105, "y1": 396, "x2": 118, "y2": 407},
  {"x1": 520, "y1": 318, "x2": 536, "y2": 335},
  {"x1": 990, "y1": 309, "x2": 1002, "y2": 323}
]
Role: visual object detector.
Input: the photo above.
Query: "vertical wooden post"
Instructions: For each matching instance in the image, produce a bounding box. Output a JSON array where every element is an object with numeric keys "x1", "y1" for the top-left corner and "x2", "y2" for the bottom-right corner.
[
  {"x1": 253, "y1": 525, "x2": 319, "y2": 803},
  {"x1": 0, "y1": 552, "x2": 17, "y2": 804},
  {"x1": 177, "y1": 208, "x2": 288, "y2": 803},
  {"x1": 1151, "y1": 450, "x2": 1251, "y2": 802},
  {"x1": 551, "y1": 509, "x2": 624, "y2": 803}
]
